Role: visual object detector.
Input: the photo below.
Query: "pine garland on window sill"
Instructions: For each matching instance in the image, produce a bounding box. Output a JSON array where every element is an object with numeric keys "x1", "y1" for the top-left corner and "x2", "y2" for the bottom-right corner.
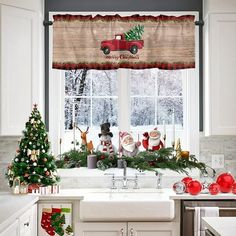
[{"x1": 56, "y1": 147, "x2": 210, "y2": 175}]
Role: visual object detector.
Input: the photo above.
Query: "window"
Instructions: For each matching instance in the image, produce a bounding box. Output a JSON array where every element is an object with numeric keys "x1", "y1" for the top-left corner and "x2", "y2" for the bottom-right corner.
[{"x1": 49, "y1": 11, "x2": 199, "y2": 158}]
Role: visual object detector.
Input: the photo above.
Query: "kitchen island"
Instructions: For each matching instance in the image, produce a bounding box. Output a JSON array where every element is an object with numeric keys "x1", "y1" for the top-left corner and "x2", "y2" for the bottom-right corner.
[{"x1": 203, "y1": 217, "x2": 236, "y2": 236}]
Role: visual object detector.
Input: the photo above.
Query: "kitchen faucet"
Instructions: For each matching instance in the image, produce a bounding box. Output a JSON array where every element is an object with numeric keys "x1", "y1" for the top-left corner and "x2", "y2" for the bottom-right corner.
[{"x1": 122, "y1": 160, "x2": 128, "y2": 189}]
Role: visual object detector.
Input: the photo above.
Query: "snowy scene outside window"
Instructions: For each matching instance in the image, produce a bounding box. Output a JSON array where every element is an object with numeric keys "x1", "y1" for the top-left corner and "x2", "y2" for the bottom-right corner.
[{"x1": 63, "y1": 68, "x2": 184, "y2": 151}]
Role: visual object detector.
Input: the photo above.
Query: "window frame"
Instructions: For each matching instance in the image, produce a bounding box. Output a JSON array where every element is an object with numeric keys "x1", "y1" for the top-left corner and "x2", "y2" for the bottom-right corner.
[{"x1": 48, "y1": 11, "x2": 199, "y2": 158}]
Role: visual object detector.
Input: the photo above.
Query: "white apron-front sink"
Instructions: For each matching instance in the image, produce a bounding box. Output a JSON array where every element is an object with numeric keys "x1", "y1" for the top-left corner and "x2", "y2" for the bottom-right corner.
[{"x1": 80, "y1": 190, "x2": 175, "y2": 221}]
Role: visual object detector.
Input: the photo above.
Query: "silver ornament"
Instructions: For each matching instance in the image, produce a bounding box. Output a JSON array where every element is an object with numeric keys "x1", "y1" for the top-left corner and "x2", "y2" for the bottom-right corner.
[
  {"x1": 33, "y1": 162, "x2": 37, "y2": 166},
  {"x1": 44, "y1": 168, "x2": 47, "y2": 171},
  {"x1": 173, "y1": 181, "x2": 186, "y2": 194}
]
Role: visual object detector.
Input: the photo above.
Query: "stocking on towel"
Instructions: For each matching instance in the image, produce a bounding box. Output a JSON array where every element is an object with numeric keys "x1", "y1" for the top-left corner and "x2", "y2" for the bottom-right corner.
[{"x1": 41, "y1": 208, "x2": 55, "y2": 236}]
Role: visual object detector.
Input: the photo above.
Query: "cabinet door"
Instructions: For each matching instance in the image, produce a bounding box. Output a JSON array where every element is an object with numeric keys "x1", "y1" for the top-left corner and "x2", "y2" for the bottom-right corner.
[
  {"x1": 19, "y1": 204, "x2": 37, "y2": 236},
  {"x1": 78, "y1": 222, "x2": 127, "y2": 236},
  {"x1": 0, "y1": 4, "x2": 40, "y2": 135},
  {"x1": 0, "y1": 220, "x2": 19, "y2": 236},
  {"x1": 204, "y1": 13, "x2": 236, "y2": 135},
  {"x1": 128, "y1": 222, "x2": 179, "y2": 236}
]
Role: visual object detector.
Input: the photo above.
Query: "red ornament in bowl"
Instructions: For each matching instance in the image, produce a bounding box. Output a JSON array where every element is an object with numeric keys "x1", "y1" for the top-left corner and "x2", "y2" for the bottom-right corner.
[
  {"x1": 216, "y1": 173, "x2": 235, "y2": 193},
  {"x1": 209, "y1": 183, "x2": 220, "y2": 195},
  {"x1": 187, "y1": 180, "x2": 202, "y2": 195},
  {"x1": 232, "y1": 183, "x2": 236, "y2": 194},
  {"x1": 181, "y1": 177, "x2": 193, "y2": 193}
]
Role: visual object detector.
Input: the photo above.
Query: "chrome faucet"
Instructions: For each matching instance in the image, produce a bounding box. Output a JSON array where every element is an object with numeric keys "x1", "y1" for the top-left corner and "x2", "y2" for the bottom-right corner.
[
  {"x1": 122, "y1": 160, "x2": 128, "y2": 189},
  {"x1": 156, "y1": 171, "x2": 163, "y2": 189}
]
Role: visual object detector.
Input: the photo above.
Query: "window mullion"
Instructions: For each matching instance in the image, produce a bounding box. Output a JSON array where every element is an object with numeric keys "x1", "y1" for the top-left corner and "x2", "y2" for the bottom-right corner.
[{"x1": 118, "y1": 69, "x2": 131, "y2": 132}]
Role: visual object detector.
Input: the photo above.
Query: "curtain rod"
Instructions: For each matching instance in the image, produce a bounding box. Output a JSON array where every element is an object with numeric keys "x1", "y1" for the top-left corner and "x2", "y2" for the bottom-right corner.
[{"x1": 43, "y1": 20, "x2": 204, "y2": 27}]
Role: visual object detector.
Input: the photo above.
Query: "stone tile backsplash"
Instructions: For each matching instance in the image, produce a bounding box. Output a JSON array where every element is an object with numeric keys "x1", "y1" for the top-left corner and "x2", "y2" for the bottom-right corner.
[
  {"x1": 0, "y1": 136, "x2": 21, "y2": 191},
  {"x1": 1, "y1": 135, "x2": 236, "y2": 191},
  {"x1": 200, "y1": 135, "x2": 236, "y2": 176}
]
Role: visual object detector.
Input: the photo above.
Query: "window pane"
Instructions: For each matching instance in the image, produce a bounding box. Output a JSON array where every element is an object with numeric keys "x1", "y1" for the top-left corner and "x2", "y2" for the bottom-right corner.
[
  {"x1": 92, "y1": 98, "x2": 118, "y2": 126},
  {"x1": 64, "y1": 97, "x2": 91, "y2": 130},
  {"x1": 157, "y1": 98, "x2": 183, "y2": 126},
  {"x1": 130, "y1": 69, "x2": 156, "y2": 96},
  {"x1": 65, "y1": 70, "x2": 91, "y2": 96},
  {"x1": 157, "y1": 70, "x2": 182, "y2": 96},
  {"x1": 131, "y1": 98, "x2": 155, "y2": 126},
  {"x1": 91, "y1": 70, "x2": 118, "y2": 96},
  {"x1": 64, "y1": 98, "x2": 73, "y2": 130}
]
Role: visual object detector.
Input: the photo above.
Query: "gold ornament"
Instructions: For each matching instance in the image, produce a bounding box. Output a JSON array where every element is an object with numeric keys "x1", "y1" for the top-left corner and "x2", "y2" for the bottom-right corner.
[
  {"x1": 175, "y1": 138, "x2": 182, "y2": 161},
  {"x1": 27, "y1": 149, "x2": 40, "y2": 161},
  {"x1": 181, "y1": 151, "x2": 190, "y2": 158}
]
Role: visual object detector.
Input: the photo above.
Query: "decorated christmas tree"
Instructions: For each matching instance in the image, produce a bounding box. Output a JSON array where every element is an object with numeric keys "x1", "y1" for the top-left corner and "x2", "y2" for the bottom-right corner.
[
  {"x1": 6, "y1": 104, "x2": 60, "y2": 187},
  {"x1": 124, "y1": 24, "x2": 144, "y2": 41}
]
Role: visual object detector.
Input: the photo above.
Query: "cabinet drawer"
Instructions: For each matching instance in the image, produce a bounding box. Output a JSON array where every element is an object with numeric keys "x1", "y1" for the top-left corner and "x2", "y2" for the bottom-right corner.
[{"x1": 19, "y1": 208, "x2": 31, "y2": 234}]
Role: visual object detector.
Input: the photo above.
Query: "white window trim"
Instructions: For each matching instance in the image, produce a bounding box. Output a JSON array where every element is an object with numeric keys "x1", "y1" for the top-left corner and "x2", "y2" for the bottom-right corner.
[{"x1": 48, "y1": 11, "x2": 199, "y2": 160}]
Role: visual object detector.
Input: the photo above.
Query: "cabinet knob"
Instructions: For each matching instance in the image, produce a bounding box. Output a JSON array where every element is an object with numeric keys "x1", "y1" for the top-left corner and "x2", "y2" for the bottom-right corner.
[
  {"x1": 130, "y1": 228, "x2": 134, "y2": 236},
  {"x1": 24, "y1": 222, "x2": 30, "y2": 227},
  {"x1": 120, "y1": 228, "x2": 124, "y2": 236}
]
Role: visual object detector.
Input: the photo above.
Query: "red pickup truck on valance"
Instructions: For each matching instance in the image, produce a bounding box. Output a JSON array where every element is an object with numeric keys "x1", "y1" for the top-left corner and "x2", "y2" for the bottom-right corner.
[{"x1": 52, "y1": 14, "x2": 195, "y2": 70}]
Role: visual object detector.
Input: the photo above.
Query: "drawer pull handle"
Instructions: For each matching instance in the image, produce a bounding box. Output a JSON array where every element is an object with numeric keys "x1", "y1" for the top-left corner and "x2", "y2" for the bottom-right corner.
[
  {"x1": 24, "y1": 222, "x2": 30, "y2": 227},
  {"x1": 120, "y1": 228, "x2": 124, "y2": 236},
  {"x1": 130, "y1": 228, "x2": 134, "y2": 236}
]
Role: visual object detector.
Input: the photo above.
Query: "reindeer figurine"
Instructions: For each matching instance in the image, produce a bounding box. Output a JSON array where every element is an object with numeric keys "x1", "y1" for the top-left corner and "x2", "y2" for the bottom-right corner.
[{"x1": 76, "y1": 126, "x2": 93, "y2": 152}]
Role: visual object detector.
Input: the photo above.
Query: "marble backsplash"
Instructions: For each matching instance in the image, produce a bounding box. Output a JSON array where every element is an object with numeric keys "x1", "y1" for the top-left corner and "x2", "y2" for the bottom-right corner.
[
  {"x1": 199, "y1": 135, "x2": 236, "y2": 176},
  {"x1": 1, "y1": 135, "x2": 236, "y2": 191}
]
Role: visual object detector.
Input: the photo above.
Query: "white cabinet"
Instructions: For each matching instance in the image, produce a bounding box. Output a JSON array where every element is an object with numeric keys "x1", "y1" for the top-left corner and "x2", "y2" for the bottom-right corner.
[
  {"x1": 19, "y1": 204, "x2": 37, "y2": 236},
  {"x1": 204, "y1": 13, "x2": 236, "y2": 135},
  {"x1": 0, "y1": 220, "x2": 19, "y2": 236},
  {"x1": 78, "y1": 222, "x2": 179, "y2": 236},
  {"x1": 128, "y1": 222, "x2": 179, "y2": 236},
  {"x1": 0, "y1": 2, "x2": 44, "y2": 135},
  {"x1": 78, "y1": 222, "x2": 127, "y2": 236},
  {"x1": 0, "y1": 204, "x2": 37, "y2": 236}
]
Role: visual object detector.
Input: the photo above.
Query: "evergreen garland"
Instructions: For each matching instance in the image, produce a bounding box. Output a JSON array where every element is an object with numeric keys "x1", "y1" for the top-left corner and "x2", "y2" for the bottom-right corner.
[{"x1": 56, "y1": 147, "x2": 210, "y2": 175}]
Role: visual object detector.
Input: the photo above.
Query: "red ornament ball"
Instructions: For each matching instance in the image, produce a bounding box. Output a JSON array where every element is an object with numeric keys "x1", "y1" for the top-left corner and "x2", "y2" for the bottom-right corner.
[
  {"x1": 232, "y1": 183, "x2": 236, "y2": 194},
  {"x1": 181, "y1": 177, "x2": 193, "y2": 193},
  {"x1": 45, "y1": 171, "x2": 50, "y2": 176},
  {"x1": 216, "y1": 173, "x2": 235, "y2": 193},
  {"x1": 187, "y1": 180, "x2": 202, "y2": 195},
  {"x1": 209, "y1": 183, "x2": 220, "y2": 195}
]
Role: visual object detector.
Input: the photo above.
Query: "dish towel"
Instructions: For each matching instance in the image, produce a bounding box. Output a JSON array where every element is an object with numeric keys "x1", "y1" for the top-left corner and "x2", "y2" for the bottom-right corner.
[{"x1": 194, "y1": 207, "x2": 219, "y2": 236}]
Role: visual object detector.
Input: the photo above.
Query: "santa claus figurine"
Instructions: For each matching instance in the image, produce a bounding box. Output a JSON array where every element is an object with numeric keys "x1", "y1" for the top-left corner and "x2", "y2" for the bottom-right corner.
[
  {"x1": 119, "y1": 132, "x2": 141, "y2": 157},
  {"x1": 142, "y1": 128, "x2": 164, "y2": 151}
]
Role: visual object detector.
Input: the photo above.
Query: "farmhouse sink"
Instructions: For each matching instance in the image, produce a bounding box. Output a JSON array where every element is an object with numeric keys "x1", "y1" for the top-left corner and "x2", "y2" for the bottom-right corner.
[{"x1": 80, "y1": 189, "x2": 175, "y2": 221}]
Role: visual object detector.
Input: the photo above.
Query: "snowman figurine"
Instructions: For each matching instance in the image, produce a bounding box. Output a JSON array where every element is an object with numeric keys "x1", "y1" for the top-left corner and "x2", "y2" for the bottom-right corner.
[{"x1": 96, "y1": 122, "x2": 117, "y2": 156}]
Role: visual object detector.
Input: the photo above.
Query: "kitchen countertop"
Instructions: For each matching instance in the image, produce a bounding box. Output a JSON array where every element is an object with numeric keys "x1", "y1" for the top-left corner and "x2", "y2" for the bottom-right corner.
[
  {"x1": 0, "y1": 193, "x2": 38, "y2": 232},
  {"x1": 170, "y1": 192, "x2": 236, "y2": 200},
  {"x1": 202, "y1": 217, "x2": 236, "y2": 236},
  {"x1": 37, "y1": 188, "x2": 236, "y2": 200}
]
